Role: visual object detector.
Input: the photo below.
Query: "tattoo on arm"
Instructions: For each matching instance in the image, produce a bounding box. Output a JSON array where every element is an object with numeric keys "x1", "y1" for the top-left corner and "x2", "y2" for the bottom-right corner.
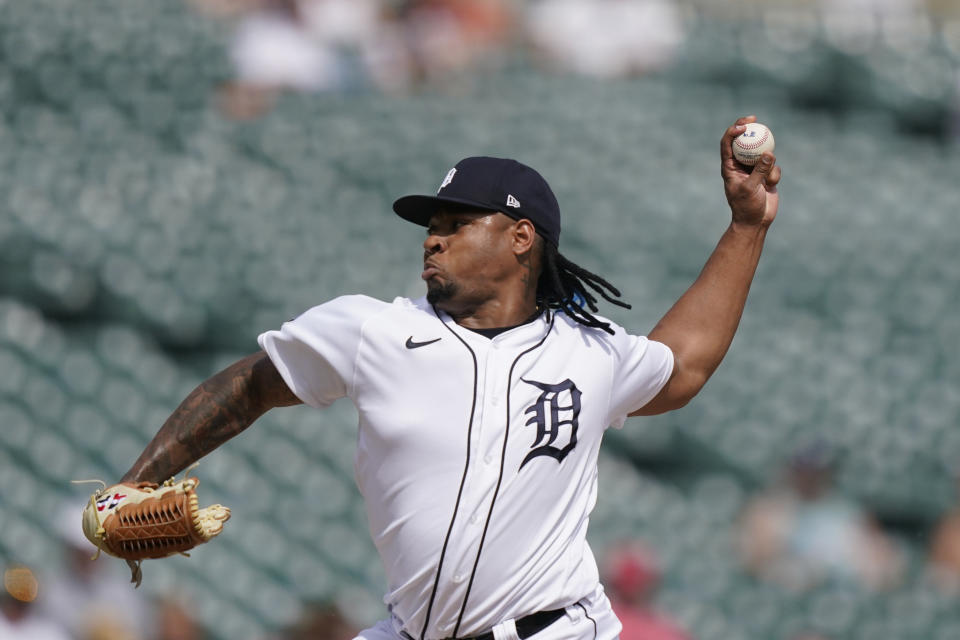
[{"x1": 121, "y1": 352, "x2": 301, "y2": 484}]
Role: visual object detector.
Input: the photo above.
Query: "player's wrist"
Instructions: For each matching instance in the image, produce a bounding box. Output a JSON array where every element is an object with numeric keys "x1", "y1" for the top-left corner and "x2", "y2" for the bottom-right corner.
[
  {"x1": 730, "y1": 217, "x2": 770, "y2": 229},
  {"x1": 727, "y1": 219, "x2": 770, "y2": 242}
]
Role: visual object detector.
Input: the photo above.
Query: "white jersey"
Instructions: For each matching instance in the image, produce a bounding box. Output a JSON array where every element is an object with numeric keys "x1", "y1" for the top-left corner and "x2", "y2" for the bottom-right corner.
[{"x1": 258, "y1": 295, "x2": 673, "y2": 639}]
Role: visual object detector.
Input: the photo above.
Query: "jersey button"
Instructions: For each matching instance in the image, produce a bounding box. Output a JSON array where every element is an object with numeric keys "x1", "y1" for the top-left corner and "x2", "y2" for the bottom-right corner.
[
  {"x1": 469, "y1": 513, "x2": 480, "y2": 524},
  {"x1": 483, "y1": 455, "x2": 493, "y2": 465},
  {"x1": 453, "y1": 573, "x2": 465, "y2": 583}
]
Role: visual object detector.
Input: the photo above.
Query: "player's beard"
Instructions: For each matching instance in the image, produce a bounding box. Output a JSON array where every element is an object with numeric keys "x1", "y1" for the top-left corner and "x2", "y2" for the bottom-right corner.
[{"x1": 426, "y1": 279, "x2": 458, "y2": 305}]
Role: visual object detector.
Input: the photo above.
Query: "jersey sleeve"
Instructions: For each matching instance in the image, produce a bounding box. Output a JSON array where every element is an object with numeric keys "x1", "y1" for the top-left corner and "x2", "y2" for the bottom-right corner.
[
  {"x1": 606, "y1": 326, "x2": 675, "y2": 429},
  {"x1": 257, "y1": 295, "x2": 386, "y2": 408}
]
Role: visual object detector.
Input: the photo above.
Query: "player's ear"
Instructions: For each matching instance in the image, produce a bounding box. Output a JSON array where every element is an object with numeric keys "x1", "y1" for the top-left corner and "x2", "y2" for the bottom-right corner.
[{"x1": 511, "y1": 219, "x2": 537, "y2": 257}]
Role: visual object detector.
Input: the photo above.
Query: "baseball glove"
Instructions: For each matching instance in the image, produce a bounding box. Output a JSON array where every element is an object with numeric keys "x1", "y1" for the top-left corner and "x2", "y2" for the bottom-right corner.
[{"x1": 80, "y1": 475, "x2": 230, "y2": 587}]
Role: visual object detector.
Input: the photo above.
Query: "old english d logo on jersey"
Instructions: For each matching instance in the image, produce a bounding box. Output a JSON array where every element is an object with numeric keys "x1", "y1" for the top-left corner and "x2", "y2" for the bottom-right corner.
[{"x1": 518, "y1": 378, "x2": 581, "y2": 470}]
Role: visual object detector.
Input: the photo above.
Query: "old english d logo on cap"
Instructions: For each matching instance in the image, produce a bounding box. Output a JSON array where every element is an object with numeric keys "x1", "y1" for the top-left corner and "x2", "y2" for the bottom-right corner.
[
  {"x1": 438, "y1": 168, "x2": 456, "y2": 193},
  {"x1": 392, "y1": 156, "x2": 563, "y2": 248}
]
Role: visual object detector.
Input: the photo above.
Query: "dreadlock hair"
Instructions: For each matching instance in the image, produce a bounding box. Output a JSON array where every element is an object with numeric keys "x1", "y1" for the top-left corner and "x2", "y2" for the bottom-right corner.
[{"x1": 536, "y1": 241, "x2": 631, "y2": 335}]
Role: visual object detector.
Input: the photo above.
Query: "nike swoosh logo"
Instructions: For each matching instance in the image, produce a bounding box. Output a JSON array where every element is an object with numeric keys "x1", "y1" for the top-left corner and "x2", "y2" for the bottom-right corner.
[{"x1": 405, "y1": 336, "x2": 441, "y2": 349}]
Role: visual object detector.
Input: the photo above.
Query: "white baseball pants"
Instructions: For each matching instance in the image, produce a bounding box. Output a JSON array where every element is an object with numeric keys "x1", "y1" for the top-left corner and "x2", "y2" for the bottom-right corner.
[{"x1": 354, "y1": 585, "x2": 621, "y2": 640}]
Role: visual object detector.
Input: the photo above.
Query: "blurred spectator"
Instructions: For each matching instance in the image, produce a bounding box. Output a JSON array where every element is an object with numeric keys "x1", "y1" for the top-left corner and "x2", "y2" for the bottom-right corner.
[
  {"x1": 210, "y1": 0, "x2": 515, "y2": 118},
  {"x1": 526, "y1": 0, "x2": 685, "y2": 78},
  {"x1": 926, "y1": 470, "x2": 960, "y2": 593},
  {"x1": 1, "y1": 566, "x2": 70, "y2": 640},
  {"x1": 154, "y1": 596, "x2": 207, "y2": 640},
  {"x1": 218, "y1": 0, "x2": 350, "y2": 118},
  {"x1": 279, "y1": 600, "x2": 357, "y2": 640},
  {"x1": 602, "y1": 542, "x2": 690, "y2": 640},
  {"x1": 392, "y1": 0, "x2": 515, "y2": 85},
  {"x1": 36, "y1": 502, "x2": 149, "y2": 640},
  {"x1": 737, "y1": 442, "x2": 903, "y2": 592}
]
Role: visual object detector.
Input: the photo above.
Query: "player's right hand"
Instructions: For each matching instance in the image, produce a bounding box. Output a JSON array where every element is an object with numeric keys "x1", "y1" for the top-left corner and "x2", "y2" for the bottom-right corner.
[{"x1": 721, "y1": 115, "x2": 781, "y2": 228}]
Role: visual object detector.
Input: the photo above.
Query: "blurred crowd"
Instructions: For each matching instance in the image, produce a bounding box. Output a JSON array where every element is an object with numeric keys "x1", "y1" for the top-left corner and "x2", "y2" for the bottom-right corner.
[
  {"x1": 184, "y1": 0, "x2": 686, "y2": 118},
  {"x1": 598, "y1": 439, "x2": 960, "y2": 640},
  {"x1": 11, "y1": 445, "x2": 960, "y2": 638},
  {"x1": 736, "y1": 441, "x2": 906, "y2": 593},
  {"x1": 177, "y1": 0, "x2": 960, "y2": 138},
  {"x1": 1, "y1": 559, "x2": 358, "y2": 640},
  {"x1": 602, "y1": 542, "x2": 691, "y2": 640},
  {"x1": 0, "y1": 502, "x2": 359, "y2": 640}
]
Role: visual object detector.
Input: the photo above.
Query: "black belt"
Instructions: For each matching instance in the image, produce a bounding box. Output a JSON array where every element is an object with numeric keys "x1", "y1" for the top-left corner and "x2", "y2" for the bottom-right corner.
[
  {"x1": 403, "y1": 608, "x2": 566, "y2": 640},
  {"x1": 463, "y1": 607, "x2": 566, "y2": 640}
]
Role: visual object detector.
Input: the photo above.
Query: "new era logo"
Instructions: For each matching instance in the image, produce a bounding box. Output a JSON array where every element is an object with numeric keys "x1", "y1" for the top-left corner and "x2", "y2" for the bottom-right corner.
[
  {"x1": 506, "y1": 194, "x2": 521, "y2": 208},
  {"x1": 438, "y1": 168, "x2": 456, "y2": 193}
]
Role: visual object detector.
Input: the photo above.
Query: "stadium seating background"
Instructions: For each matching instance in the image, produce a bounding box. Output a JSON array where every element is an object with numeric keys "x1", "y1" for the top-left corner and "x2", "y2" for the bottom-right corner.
[{"x1": 2, "y1": 1, "x2": 960, "y2": 638}]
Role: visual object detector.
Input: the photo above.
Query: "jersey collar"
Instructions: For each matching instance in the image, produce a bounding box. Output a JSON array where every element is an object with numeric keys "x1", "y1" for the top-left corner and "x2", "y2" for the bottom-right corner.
[{"x1": 430, "y1": 304, "x2": 553, "y2": 350}]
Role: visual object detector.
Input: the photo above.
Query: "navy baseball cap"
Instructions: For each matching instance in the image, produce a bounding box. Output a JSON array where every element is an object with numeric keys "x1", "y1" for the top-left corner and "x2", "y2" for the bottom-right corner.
[{"x1": 393, "y1": 156, "x2": 562, "y2": 247}]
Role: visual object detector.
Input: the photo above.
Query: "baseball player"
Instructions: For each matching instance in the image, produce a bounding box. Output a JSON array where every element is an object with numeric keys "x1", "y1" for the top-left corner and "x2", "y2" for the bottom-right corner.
[{"x1": 118, "y1": 116, "x2": 780, "y2": 639}]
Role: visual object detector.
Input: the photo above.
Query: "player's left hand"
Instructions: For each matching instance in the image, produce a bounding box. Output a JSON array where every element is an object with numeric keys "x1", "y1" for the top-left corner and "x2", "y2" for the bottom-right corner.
[
  {"x1": 80, "y1": 476, "x2": 230, "y2": 587},
  {"x1": 721, "y1": 115, "x2": 781, "y2": 228}
]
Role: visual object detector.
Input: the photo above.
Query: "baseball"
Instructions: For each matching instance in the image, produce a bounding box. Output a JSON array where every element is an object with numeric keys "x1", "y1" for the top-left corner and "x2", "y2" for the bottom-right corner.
[{"x1": 732, "y1": 122, "x2": 775, "y2": 166}]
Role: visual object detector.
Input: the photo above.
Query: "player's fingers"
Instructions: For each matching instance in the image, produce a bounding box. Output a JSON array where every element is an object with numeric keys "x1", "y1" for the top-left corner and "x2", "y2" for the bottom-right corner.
[
  {"x1": 720, "y1": 116, "x2": 758, "y2": 159},
  {"x1": 721, "y1": 125, "x2": 746, "y2": 159},
  {"x1": 745, "y1": 152, "x2": 776, "y2": 189},
  {"x1": 767, "y1": 164, "x2": 782, "y2": 187}
]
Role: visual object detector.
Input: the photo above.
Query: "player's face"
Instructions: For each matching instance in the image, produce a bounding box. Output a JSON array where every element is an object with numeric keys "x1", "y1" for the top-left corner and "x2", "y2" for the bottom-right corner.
[{"x1": 422, "y1": 210, "x2": 518, "y2": 311}]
